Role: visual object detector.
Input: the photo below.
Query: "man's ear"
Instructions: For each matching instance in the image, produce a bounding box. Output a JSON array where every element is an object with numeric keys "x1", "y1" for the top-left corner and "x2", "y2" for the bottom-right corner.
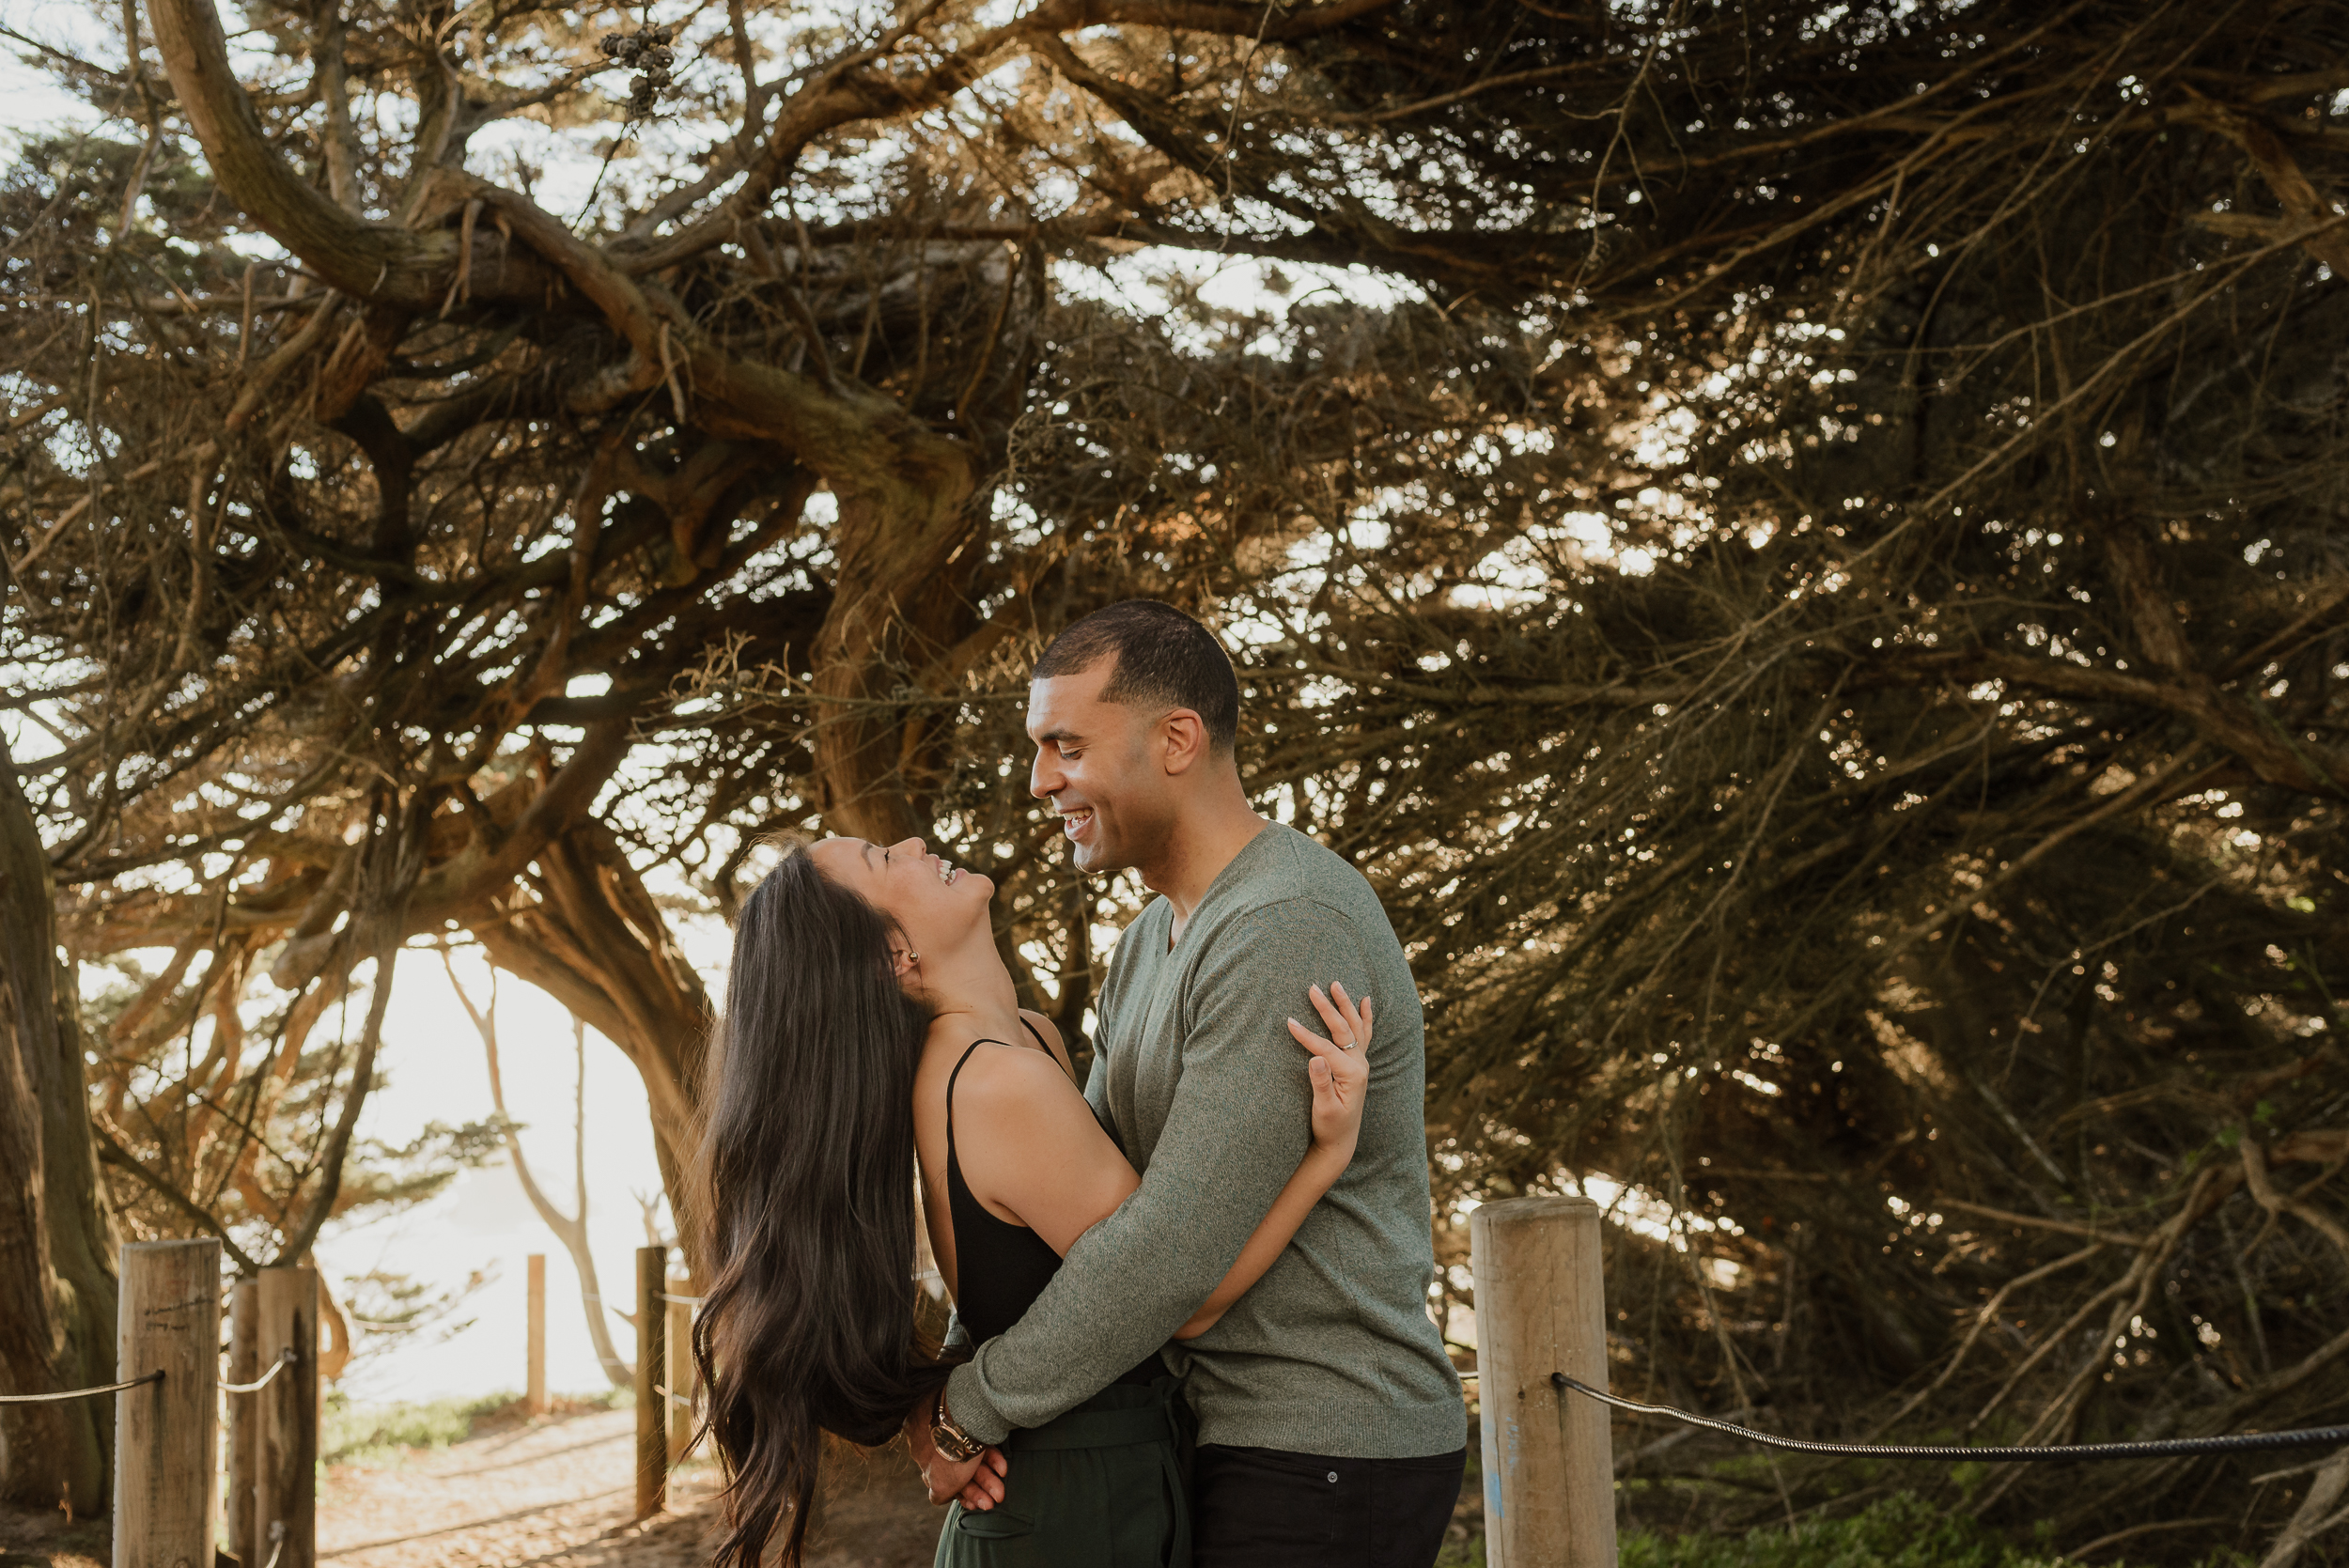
[{"x1": 1159, "y1": 709, "x2": 1209, "y2": 775}]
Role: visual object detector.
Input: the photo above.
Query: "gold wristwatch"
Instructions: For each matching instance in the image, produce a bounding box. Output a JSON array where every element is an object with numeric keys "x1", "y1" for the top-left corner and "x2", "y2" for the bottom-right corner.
[{"x1": 930, "y1": 1388, "x2": 986, "y2": 1463}]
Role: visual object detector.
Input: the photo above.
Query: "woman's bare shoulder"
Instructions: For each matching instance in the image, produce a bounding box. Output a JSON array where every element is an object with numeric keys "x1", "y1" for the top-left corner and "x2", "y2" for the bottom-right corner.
[
  {"x1": 938, "y1": 1030, "x2": 1134, "y2": 1239},
  {"x1": 1016, "y1": 1009, "x2": 1078, "y2": 1080},
  {"x1": 955, "y1": 1037, "x2": 1074, "y2": 1107},
  {"x1": 924, "y1": 1026, "x2": 1068, "y2": 1107}
]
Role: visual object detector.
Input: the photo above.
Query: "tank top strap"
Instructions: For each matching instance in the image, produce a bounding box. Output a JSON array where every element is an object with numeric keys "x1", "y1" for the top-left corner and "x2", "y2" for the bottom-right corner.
[
  {"x1": 945, "y1": 1038, "x2": 1018, "y2": 1166},
  {"x1": 940, "y1": 1030, "x2": 1100, "y2": 1348}
]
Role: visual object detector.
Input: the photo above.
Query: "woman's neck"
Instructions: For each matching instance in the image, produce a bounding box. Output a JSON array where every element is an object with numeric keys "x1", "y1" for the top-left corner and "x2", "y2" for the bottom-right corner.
[{"x1": 916, "y1": 936, "x2": 1024, "y2": 1041}]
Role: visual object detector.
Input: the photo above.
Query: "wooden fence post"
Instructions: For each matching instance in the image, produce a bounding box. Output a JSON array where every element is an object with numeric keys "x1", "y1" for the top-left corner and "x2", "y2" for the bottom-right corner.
[
  {"x1": 526, "y1": 1254, "x2": 548, "y2": 1419},
  {"x1": 634, "y1": 1246, "x2": 667, "y2": 1519},
  {"x1": 226, "y1": 1279, "x2": 258, "y2": 1567},
  {"x1": 665, "y1": 1273, "x2": 693, "y2": 1464},
  {"x1": 1469, "y1": 1196, "x2": 1617, "y2": 1568},
  {"x1": 114, "y1": 1237, "x2": 220, "y2": 1568},
  {"x1": 254, "y1": 1265, "x2": 318, "y2": 1568}
]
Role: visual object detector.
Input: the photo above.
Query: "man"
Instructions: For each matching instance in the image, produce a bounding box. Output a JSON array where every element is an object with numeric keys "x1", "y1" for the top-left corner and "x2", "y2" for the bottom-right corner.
[{"x1": 908, "y1": 599, "x2": 1466, "y2": 1567}]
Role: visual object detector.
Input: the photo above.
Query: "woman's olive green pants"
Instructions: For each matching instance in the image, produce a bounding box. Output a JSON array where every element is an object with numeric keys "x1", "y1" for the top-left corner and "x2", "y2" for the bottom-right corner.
[{"x1": 932, "y1": 1376, "x2": 1191, "y2": 1568}]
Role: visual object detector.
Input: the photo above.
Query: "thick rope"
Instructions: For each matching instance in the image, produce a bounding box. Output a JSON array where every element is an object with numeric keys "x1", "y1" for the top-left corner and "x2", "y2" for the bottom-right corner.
[
  {"x1": 0, "y1": 1370, "x2": 163, "y2": 1404},
  {"x1": 1553, "y1": 1374, "x2": 2349, "y2": 1461},
  {"x1": 221, "y1": 1354, "x2": 290, "y2": 1394}
]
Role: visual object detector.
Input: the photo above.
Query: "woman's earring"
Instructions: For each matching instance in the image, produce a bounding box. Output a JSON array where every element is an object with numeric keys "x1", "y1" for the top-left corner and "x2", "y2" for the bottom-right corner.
[{"x1": 896, "y1": 950, "x2": 919, "y2": 967}]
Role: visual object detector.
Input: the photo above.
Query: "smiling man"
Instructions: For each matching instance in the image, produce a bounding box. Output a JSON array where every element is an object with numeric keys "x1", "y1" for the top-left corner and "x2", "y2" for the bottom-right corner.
[{"x1": 909, "y1": 599, "x2": 1467, "y2": 1568}]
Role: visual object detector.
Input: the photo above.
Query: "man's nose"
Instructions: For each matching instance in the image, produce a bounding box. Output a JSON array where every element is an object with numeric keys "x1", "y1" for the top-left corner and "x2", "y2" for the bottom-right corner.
[{"x1": 1030, "y1": 749, "x2": 1059, "y2": 800}]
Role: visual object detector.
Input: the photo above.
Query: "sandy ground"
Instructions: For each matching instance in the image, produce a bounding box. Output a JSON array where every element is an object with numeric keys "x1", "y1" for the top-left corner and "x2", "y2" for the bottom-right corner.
[
  {"x1": 4, "y1": 1403, "x2": 1479, "y2": 1567},
  {"x1": 314, "y1": 1406, "x2": 945, "y2": 1568},
  {"x1": 0, "y1": 1405, "x2": 946, "y2": 1568}
]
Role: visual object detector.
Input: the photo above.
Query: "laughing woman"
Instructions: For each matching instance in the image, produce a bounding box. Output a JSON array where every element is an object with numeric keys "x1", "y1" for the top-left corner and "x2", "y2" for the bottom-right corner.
[{"x1": 692, "y1": 835, "x2": 1370, "y2": 1568}]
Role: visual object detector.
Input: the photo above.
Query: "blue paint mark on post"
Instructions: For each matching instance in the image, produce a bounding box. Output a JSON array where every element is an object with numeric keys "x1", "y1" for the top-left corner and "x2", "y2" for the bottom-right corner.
[{"x1": 1480, "y1": 1393, "x2": 1505, "y2": 1523}]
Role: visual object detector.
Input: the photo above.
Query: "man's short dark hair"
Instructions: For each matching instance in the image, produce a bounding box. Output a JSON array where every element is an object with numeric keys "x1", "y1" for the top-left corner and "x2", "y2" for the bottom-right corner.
[{"x1": 1033, "y1": 599, "x2": 1240, "y2": 753}]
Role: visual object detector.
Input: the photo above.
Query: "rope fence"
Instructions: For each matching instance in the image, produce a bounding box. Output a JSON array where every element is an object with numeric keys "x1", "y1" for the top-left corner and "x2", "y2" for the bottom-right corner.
[
  {"x1": 1551, "y1": 1374, "x2": 2349, "y2": 1463},
  {"x1": 56, "y1": 1189, "x2": 2336, "y2": 1568},
  {"x1": 63, "y1": 1242, "x2": 331, "y2": 1568},
  {"x1": 518, "y1": 1248, "x2": 703, "y2": 1523},
  {"x1": 1469, "y1": 1196, "x2": 2349, "y2": 1568},
  {"x1": 631, "y1": 1247, "x2": 707, "y2": 1520},
  {"x1": 221, "y1": 1354, "x2": 291, "y2": 1395},
  {"x1": 0, "y1": 1370, "x2": 163, "y2": 1404},
  {"x1": 0, "y1": 1351, "x2": 282, "y2": 1404}
]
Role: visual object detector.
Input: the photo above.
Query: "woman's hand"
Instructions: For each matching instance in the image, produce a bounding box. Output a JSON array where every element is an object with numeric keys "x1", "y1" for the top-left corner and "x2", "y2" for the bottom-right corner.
[{"x1": 1287, "y1": 982, "x2": 1372, "y2": 1159}]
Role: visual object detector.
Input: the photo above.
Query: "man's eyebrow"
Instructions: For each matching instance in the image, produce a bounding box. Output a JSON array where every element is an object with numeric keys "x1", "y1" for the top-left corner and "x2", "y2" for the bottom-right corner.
[{"x1": 1034, "y1": 723, "x2": 1083, "y2": 744}]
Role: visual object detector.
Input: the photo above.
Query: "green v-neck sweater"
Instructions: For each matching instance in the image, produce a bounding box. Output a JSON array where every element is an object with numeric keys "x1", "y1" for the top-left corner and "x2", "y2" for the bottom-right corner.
[{"x1": 942, "y1": 822, "x2": 1466, "y2": 1457}]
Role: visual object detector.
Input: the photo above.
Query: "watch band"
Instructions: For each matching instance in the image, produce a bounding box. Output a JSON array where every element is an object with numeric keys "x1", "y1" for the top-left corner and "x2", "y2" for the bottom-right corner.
[{"x1": 929, "y1": 1388, "x2": 986, "y2": 1463}]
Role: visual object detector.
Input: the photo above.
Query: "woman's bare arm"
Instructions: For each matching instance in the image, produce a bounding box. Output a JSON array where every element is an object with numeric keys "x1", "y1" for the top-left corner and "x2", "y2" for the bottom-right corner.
[{"x1": 958, "y1": 985, "x2": 1371, "y2": 1331}]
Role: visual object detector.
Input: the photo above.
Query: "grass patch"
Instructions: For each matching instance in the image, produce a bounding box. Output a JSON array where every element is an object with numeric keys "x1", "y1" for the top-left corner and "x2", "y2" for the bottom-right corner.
[
  {"x1": 1624, "y1": 1495, "x2": 2063, "y2": 1568},
  {"x1": 1439, "y1": 1493, "x2": 2253, "y2": 1568},
  {"x1": 320, "y1": 1386, "x2": 630, "y2": 1465},
  {"x1": 321, "y1": 1390, "x2": 513, "y2": 1463}
]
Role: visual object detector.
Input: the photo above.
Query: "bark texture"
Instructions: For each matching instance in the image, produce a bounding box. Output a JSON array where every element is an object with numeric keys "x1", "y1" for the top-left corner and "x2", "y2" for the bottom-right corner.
[{"x1": 0, "y1": 739, "x2": 117, "y2": 1513}]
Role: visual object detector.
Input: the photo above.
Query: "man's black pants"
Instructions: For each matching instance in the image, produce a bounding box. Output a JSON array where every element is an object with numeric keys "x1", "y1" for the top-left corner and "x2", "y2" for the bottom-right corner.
[{"x1": 1191, "y1": 1443, "x2": 1467, "y2": 1568}]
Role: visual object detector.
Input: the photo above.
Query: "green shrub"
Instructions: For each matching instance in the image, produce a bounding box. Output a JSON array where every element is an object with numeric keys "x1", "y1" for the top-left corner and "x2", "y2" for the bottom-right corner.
[
  {"x1": 1623, "y1": 1495, "x2": 2051, "y2": 1568},
  {"x1": 1447, "y1": 1493, "x2": 2255, "y2": 1568},
  {"x1": 319, "y1": 1384, "x2": 636, "y2": 1464},
  {"x1": 320, "y1": 1389, "x2": 519, "y2": 1463}
]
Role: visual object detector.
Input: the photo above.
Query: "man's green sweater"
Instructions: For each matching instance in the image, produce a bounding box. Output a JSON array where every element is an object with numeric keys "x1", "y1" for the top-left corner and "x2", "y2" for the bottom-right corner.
[{"x1": 942, "y1": 821, "x2": 1466, "y2": 1457}]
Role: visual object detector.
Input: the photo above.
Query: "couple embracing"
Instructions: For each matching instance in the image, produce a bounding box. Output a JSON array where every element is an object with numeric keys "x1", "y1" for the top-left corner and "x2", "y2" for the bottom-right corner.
[{"x1": 692, "y1": 601, "x2": 1467, "y2": 1568}]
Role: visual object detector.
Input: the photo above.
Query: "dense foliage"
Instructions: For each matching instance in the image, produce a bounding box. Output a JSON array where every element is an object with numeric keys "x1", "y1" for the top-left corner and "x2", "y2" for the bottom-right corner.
[{"x1": 3, "y1": 0, "x2": 2344, "y2": 1553}]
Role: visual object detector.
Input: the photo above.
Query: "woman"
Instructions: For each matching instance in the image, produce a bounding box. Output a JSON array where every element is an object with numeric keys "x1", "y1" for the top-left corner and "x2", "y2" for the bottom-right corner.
[{"x1": 692, "y1": 835, "x2": 1371, "y2": 1568}]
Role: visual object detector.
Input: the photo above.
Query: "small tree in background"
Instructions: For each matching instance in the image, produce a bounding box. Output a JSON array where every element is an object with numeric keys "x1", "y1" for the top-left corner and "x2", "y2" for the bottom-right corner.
[{"x1": 447, "y1": 960, "x2": 633, "y2": 1388}]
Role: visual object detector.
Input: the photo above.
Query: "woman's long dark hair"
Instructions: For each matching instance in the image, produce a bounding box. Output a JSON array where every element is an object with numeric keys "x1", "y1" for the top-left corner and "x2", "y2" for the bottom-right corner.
[{"x1": 692, "y1": 845, "x2": 952, "y2": 1568}]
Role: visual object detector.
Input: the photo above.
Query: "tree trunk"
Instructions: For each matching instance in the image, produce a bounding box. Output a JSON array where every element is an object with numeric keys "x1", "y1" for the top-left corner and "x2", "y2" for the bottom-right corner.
[
  {"x1": 807, "y1": 483, "x2": 986, "y2": 845},
  {"x1": 0, "y1": 740, "x2": 119, "y2": 1514}
]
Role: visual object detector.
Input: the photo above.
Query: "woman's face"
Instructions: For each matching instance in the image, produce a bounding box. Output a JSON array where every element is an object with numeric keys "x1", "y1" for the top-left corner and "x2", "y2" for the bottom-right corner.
[{"x1": 805, "y1": 836, "x2": 992, "y2": 968}]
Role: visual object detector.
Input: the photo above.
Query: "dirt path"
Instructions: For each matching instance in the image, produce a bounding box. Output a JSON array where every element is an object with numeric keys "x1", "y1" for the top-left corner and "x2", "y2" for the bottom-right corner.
[
  {"x1": 316, "y1": 1407, "x2": 944, "y2": 1568},
  {"x1": 1, "y1": 1407, "x2": 946, "y2": 1568},
  {"x1": 316, "y1": 1411, "x2": 1478, "y2": 1568}
]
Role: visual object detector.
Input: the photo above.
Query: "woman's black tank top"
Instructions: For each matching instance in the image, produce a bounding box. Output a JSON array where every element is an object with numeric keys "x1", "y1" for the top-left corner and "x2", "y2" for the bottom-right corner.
[{"x1": 943, "y1": 1023, "x2": 1161, "y2": 1386}]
